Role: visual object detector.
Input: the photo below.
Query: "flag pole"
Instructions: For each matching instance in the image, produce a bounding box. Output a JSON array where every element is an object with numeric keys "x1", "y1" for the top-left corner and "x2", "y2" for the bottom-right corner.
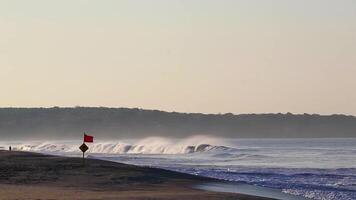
[
  {"x1": 80, "y1": 132, "x2": 92, "y2": 166},
  {"x1": 83, "y1": 132, "x2": 85, "y2": 164}
]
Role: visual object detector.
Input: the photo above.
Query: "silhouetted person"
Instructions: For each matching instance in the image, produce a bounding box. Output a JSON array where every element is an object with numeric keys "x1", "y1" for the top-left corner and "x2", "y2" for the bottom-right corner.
[{"x1": 9, "y1": 146, "x2": 11, "y2": 151}]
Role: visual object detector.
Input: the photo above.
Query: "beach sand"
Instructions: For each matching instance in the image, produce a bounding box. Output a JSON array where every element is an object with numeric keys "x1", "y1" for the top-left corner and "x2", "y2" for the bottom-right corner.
[{"x1": 0, "y1": 151, "x2": 274, "y2": 200}]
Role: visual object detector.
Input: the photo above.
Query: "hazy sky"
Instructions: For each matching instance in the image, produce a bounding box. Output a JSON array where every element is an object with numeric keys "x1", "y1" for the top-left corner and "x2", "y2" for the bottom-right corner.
[{"x1": 1, "y1": 0, "x2": 356, "y2": 115}]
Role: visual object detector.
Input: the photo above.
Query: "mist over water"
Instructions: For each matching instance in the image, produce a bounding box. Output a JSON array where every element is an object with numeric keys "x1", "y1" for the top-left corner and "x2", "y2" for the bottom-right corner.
[{"x1": 4, "y1": 135, "x2": 230, "y2": 154}]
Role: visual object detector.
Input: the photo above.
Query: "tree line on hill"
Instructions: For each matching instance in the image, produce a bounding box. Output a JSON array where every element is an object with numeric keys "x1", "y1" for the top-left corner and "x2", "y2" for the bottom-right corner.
[{"x1": 0, "y1": 107, "x2": 355, "y2": 139}]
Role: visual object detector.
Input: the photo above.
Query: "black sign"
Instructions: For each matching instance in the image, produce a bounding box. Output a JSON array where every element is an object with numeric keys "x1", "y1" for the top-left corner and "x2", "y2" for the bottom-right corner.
[{"x1": 79, "y1": 143, "x2": 89, "y2": 153}]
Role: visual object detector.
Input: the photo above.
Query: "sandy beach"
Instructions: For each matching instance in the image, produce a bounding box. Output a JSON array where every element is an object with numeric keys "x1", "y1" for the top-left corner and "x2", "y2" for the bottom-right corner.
[{"x1": 0, "y1": 150, "x2": 275, "y2": 200}]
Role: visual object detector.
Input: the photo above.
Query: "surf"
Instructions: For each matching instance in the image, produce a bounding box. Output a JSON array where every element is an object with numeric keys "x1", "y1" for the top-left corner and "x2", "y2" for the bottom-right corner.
[{"x1": 12, "y1": 136, "x2": 235, "y2": 154}]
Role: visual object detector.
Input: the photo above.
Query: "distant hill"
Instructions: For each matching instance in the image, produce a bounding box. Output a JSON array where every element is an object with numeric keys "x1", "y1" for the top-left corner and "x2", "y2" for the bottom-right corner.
[{"x1": 0, "y1": 107, "x2": 355, "y2": 139}]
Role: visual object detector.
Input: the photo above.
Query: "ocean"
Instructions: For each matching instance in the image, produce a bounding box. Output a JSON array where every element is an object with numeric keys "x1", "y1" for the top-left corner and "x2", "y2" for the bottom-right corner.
[{"x1": 2, "y1": 137, "x2": 355, "y2": 200}]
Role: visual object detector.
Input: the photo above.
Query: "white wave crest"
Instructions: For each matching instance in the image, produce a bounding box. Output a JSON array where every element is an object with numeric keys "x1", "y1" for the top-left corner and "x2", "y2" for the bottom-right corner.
[{"x1": 14, "y1": 136, "x2": 235, "y2": 154}]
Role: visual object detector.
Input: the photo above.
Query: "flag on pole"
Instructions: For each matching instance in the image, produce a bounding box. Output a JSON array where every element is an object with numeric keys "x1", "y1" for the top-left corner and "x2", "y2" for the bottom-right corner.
[{"x1": 84, "y1": 133, "x2": 94, "y2": 143}]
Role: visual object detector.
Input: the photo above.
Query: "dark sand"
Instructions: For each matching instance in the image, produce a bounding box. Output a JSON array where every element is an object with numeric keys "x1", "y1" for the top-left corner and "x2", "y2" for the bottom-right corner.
[{"x1": 0, "y1": 151, "x2": 275, "y2": 200}]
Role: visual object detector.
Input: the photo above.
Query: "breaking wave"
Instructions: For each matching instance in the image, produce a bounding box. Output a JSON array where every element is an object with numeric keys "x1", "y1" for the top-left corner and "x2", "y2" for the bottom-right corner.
[{"x1": 14, "y1": 136, "x2": 235, "y2": 154}]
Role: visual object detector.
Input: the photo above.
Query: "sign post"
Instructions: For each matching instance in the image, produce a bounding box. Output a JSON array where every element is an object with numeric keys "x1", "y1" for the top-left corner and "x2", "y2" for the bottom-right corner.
[
  {"x1": 79, "y1": 132, "x2": 94, "y2": 165},
  {"x1": 79, "y1": 143, "x2": 89, "y2": 164}
]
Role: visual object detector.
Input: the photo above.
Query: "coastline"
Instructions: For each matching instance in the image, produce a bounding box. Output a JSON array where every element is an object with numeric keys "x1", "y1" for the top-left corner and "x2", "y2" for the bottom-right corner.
[{"x1": 0, "y1": 150, "x2": 275, "y2": 200}]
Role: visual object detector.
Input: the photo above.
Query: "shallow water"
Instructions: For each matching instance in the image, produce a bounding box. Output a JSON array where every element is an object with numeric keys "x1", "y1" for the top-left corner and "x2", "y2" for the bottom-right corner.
[{"x1": 194, "y1": 182, "x2": 307, "y2": 200}]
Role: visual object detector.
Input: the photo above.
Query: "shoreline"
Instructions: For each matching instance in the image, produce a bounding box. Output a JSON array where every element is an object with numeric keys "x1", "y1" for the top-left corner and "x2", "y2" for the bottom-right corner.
[
  {"x1": 0, "y1": 150, "x2": 276, "y2": 200},
  {"x1": 195, "y1": 182, "x2": 307, "y2": 200}
]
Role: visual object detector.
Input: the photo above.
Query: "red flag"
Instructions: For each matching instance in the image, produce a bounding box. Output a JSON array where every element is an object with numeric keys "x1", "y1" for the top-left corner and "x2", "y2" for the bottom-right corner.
[{"x1": 84, "y1": 133, "x2": 94, "y2": 143}]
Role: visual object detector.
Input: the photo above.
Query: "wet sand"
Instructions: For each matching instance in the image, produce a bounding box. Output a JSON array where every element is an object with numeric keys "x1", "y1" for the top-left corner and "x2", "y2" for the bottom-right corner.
[{"x1": 0, "y1": 151, "x2": 275, "y2": 200}]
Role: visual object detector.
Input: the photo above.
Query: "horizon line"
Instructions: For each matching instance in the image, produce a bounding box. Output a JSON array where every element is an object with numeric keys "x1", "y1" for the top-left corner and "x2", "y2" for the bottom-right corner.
[{"x1": 0, "y1": 106, "x2": 355, "y2": 118}]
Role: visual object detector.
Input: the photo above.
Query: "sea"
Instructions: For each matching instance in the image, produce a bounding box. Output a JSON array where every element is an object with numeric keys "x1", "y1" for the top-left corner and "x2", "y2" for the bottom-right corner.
[{"x1": 1, "y1": 136, "x2": 355, "y2": 200}]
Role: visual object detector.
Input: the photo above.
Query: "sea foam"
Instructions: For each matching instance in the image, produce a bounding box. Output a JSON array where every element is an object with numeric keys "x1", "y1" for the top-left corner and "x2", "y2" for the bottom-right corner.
[{"x1": 13, "y1": 136, "x2": 233, "y2": 154}]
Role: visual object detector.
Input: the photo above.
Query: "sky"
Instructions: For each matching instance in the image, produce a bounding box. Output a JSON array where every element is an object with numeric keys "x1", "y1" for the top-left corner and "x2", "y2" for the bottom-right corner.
[{"x1": 0, "y1": 0, "x2": 356, "y2": 115}]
